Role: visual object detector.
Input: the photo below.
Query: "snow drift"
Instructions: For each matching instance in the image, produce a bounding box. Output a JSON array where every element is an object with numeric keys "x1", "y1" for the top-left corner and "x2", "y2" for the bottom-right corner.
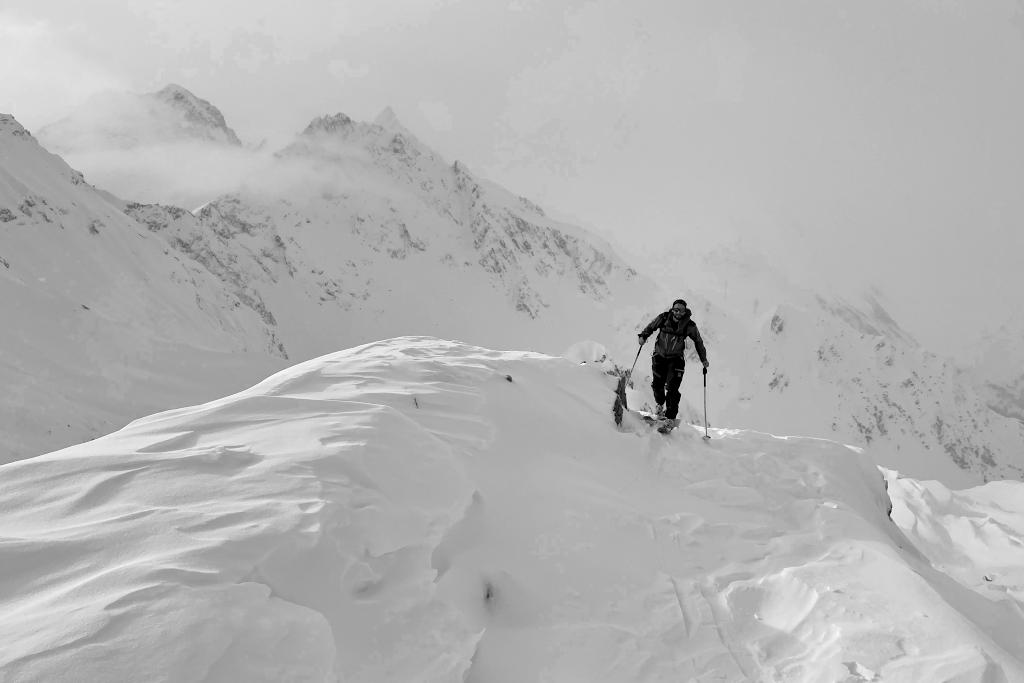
[{"x1": 1, "y1": 337, "x2": 1023, "y2": 682}]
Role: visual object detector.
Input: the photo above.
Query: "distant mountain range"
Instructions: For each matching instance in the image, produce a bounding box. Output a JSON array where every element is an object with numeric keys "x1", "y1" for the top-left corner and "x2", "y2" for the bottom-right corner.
[
  {"x1": 0, "y1": 103, "x2": 650, "y2": 463},
  {"x1": 2, "y1": 84, "x2": 1023, "y2": 486}
]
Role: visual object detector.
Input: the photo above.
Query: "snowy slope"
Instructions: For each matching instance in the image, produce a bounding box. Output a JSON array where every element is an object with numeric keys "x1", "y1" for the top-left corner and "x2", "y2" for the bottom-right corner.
[
  {"x1": 888, "y1": 471, "x2": 1024, "y2": 610},
  {"x1": 628, "y1": 244, "x2": 1024, "y2": 487},
  {"x1": 1, "y1": 337, "x2": 1022, "y2": 682},
  {"x1": 0, "y1": 114, "x2": 285, "y2": 463}
]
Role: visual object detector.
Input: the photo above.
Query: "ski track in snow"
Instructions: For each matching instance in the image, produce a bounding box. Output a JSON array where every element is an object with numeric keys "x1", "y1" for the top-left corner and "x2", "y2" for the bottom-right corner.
[{"x1": 1, "y1": 337, "x2": 1023, "y2": 682}]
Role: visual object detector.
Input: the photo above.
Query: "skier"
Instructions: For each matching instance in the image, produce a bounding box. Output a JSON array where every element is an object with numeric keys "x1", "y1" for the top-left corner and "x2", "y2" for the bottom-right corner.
[{"x1": 638, "y1": 299, "x2": 709, "y2": 428}]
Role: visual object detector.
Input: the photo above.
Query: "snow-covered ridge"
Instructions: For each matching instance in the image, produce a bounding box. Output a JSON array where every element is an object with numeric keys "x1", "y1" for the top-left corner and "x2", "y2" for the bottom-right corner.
[
  {"x1": 0, "y1": 112, "x2": 88, "y2": 189},
  {"x1": 1, "y1": 337, "x2": 1022, "y2": 681}
]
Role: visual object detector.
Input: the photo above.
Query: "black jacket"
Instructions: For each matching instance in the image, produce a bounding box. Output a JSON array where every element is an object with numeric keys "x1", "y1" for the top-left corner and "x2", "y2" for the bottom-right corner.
[{"x1": 640, "y1": 311, "x2": 708, "y2": 362}]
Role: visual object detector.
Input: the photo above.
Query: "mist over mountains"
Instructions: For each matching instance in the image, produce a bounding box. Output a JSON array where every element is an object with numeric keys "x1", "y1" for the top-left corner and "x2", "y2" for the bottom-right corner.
[
  {"x1": 34, "y1": 84, "x2": 253, "y2": 209},
  {"x1": 40, "y1": 84, "x2": 243, "y2": 150},
  {"x1": 2, "y1": 84, "x2": 1023, "y2": 487}
]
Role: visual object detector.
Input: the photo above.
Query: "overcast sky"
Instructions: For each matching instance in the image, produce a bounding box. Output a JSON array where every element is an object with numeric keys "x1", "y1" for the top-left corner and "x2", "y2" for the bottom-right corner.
[{"x1": 3, "y1": 0, "x2": 1023, "y2": 354}]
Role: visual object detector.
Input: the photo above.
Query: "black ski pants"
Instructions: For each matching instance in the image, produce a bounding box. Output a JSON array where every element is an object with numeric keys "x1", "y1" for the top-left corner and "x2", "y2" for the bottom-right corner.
[{"x1": 651, "y1": 354, "x2": 685, "y2": 419}]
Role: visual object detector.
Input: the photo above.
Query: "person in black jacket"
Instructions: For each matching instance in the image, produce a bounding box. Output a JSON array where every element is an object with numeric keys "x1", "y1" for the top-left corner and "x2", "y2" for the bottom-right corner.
[{"x1": 638, "y1": 299, "x2": 709, "y2": 421}]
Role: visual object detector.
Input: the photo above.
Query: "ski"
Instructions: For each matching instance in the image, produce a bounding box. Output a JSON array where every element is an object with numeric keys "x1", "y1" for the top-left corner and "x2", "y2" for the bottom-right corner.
[
  {"x1": 657, "y1": 419, "x2": 679, "y2": 435},
  {"x1": 636, "y1": 410, "x2": 678, "y2": 434}
]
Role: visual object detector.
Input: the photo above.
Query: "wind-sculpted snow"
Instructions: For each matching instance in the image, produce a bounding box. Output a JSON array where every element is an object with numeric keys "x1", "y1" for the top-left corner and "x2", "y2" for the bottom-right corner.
[
  {"x1": 2, "y1": 337, "x2": 1023, "y2": 682},
  {"x1": 889, "y1": 473, "x2": 1024, "y2": 605}
]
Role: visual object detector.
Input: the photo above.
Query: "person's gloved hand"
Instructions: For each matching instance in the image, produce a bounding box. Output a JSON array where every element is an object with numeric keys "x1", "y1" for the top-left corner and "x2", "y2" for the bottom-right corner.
[
  {"x1": 638, "y1": 334, "x2": 645, "y2": 346},
  {"x1": 702, "y1": 360, "x2": 710, "y2": 370}
]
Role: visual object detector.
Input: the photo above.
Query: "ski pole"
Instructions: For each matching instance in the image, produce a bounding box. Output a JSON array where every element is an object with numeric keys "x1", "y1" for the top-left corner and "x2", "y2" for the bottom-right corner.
[
  {"x1": 627, "y1": 339, "x2": 645, "y2": 379},
  {"x1": 702, "y1": 366, "x2": 710, "y2": 440}
]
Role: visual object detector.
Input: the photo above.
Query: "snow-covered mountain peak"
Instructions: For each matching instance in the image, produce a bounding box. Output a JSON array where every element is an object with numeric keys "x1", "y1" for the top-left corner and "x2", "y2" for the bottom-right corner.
[
  {"x1": 300, "y1": 112, "x2": 355, "y2": 137},
  {"x1": 37, "y1": 84, "x2": 242, "y2": 152},
  {"x1": 31, "y1": 85, "x2": 251, "y2": 207},
  {"x1": 295, "y1": 109, "x2": 435, "y2": 154},
  {"x1": 290, "y1": 111, "x2": 431, "y2": 166},
  {"x1": 260, "y1": 108, "x2": 648, "y2": 326},
  {"x1": 152, "y1": 83, "x2": 241, "y2": 146}
]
